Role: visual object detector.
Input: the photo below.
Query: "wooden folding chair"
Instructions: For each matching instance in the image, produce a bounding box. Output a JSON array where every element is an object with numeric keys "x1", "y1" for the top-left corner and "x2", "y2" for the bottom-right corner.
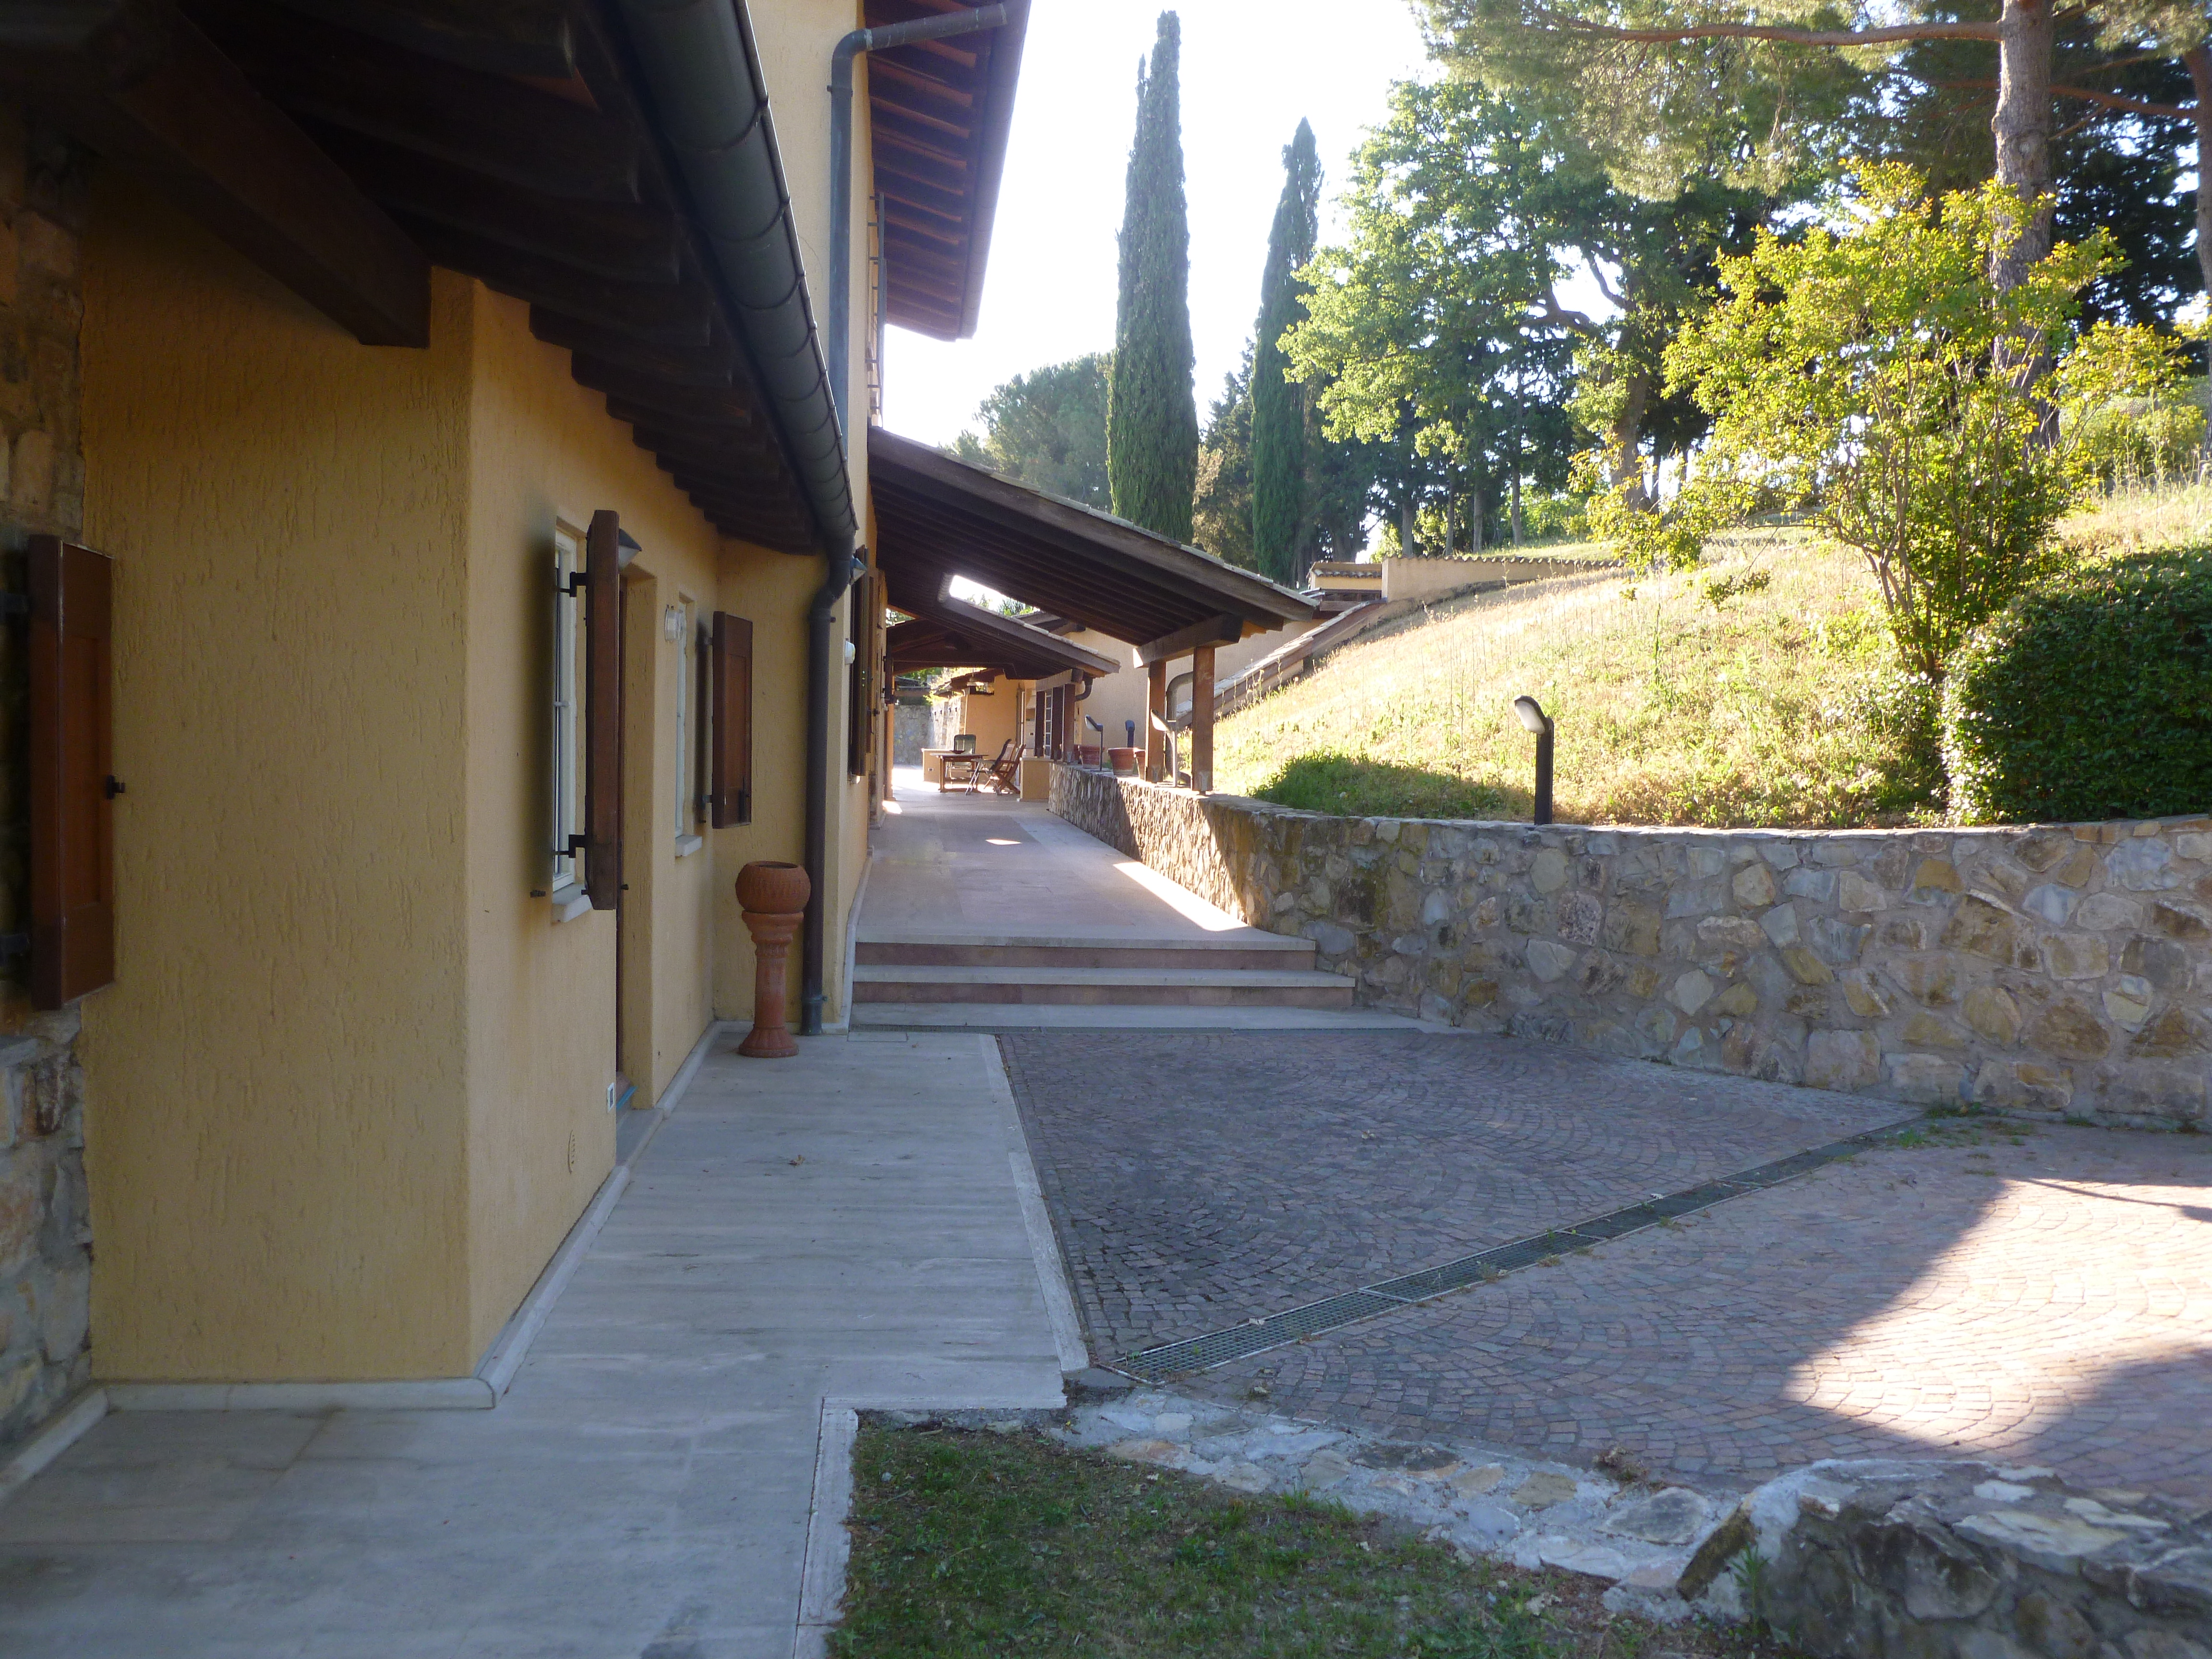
[{"x1": 981, "y1": 739, "x2": 1024, "y2": 795}]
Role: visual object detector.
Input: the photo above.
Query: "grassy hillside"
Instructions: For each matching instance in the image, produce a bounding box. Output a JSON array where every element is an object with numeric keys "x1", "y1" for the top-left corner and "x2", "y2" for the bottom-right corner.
[{"x1": 1214, "y1": 484, "x2": 2211, "y2": 829}]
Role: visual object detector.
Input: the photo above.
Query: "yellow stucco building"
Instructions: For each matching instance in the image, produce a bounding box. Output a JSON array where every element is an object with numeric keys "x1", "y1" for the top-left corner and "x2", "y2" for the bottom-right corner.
[{"x1": 0, "y1": 0, "x2": 1032, "y2": 1417}]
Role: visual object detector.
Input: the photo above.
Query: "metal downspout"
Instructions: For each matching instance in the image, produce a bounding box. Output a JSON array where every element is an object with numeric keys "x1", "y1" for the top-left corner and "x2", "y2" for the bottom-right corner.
[
  {"x1": 614, "y1": 0, "x2": 876, "y2": 1035},
  {"x1": 827, "y1": 4, "x2": 1007, "y2": 434}
]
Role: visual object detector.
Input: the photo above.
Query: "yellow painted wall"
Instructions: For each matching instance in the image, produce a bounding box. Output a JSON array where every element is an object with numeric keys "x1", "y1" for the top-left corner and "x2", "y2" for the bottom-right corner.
[
  {"x1": 77, "y1": 178, "x2": 478, "y2": 1379},
  {"x1": 459, "y1": 284, "x2": 728, "y2": 1356},
  {"x1": 958, "y1": 684, "x2": 1021, "y2": 758}
]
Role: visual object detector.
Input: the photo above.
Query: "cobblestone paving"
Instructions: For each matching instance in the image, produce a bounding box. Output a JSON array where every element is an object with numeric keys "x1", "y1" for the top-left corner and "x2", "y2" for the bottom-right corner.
[
  {"x1": 1001, "y1": 1033, "x2": 1908, "y2": 1354},
  {"x1": 1189, "y1": 1121, "x2": 2212, "y2": 1507},
  {"x1": 1004, "y1": 1034, "x2": 2212, "y2": 1509}
]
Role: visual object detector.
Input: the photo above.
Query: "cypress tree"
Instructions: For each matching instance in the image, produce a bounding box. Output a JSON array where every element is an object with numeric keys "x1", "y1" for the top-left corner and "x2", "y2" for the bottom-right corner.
[
  {"x1": 1250, "y1": 119, "x2": 1322, "y2": 584},
  {"x1": 1106, "y1": 12, "x2": 1199, "y2": 542}
]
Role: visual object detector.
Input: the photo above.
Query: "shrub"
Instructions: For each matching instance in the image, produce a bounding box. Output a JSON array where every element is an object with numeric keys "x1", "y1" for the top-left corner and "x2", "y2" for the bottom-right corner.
[
  {"x1": 2068, "y1": 395, "x2": 2207, "y2": 492},
  {"x1": 1942, "y1": 550, "x2": 2212, "y2": 823}
]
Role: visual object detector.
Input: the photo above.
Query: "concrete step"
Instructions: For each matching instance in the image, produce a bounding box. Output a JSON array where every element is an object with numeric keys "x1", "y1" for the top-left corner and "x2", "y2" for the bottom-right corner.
[
  {"x1": 851, "y1": 963, "x2": 1356, "y2": 1009},
  {"x1": 857, "y1": 938, "x2": 1316, "y2": 972},
  {"x1": 851, "y1": 1002, "x2": 1440, "y2": 1033}
]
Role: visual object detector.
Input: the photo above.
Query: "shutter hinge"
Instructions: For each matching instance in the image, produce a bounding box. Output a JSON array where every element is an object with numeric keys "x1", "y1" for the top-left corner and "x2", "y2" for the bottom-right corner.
[
  {"x1": 562, "y1": 571, "x2": 589, "y2": 595},
  {"x1": 566, "y1": 833, "x2": 589, "y2": 855},
  {"x1": 104, "y1": 777, "x2": 125, "y2": 799}
]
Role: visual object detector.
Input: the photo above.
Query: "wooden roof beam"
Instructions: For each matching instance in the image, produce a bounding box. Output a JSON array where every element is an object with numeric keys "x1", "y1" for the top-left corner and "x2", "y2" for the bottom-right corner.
[
  {"x1": 266, "y1": 0, "x2": 575, "y2": 79},
  {"x1": 314, "y1": 129, "x2": 682, "y2": 286},
  {"x1": 406, "y1": 219, "x2": 714, "y2": 347},
  {"x1": 188, "y1": 0, "x2": 643, "y2": 202}
]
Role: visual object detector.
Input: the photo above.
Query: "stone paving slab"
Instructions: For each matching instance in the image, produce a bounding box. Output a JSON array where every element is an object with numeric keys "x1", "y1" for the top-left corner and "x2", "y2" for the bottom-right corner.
[
  {"x1": 1002, "y1": 1032, "x2": 1907, "y2": 1355},
  {"x1": 1187, "y1": 1121, "x2": 2212, "y2": 1508}
]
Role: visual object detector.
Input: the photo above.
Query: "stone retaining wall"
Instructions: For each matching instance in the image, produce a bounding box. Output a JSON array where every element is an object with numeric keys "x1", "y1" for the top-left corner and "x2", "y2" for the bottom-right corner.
[
  {"x1": 0, "y1": 101, "x2": 93, "y2": 1451},
  {"x1": 1049, "y1": 766, "x2": 2211, "y2": 1128}
]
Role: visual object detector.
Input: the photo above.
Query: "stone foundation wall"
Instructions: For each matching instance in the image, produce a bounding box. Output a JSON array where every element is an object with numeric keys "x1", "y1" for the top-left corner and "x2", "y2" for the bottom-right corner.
[
  {"x1": 0, "y1": 99, "x2": 93, "y2": 1450},
  {"x1": 1699, "y1": 1459, "x2": 2212, "y2": 1659},
  {"x1": 1049, "y1": 766, "x2": 2211, "y2": 1129}
]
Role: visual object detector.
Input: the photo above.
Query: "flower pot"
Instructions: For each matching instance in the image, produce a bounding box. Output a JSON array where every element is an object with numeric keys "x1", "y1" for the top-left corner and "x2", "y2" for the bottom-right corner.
[
  {"x1": 735, "y1": 859, "x2": 810, "y2": 917},
  {"x1": 1107, "y1": 747, "x2": 1140, "y2": 777}
]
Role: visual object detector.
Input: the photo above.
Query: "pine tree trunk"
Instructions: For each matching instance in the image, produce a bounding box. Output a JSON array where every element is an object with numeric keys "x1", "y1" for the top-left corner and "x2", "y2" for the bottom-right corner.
[{"x1": 1989, "y1": 0, "x2": 2055, "y2": 290}]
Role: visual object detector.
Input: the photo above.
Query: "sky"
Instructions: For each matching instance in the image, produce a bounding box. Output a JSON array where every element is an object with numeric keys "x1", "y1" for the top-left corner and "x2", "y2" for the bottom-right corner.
[{"x1": 879, "y1": 0, "x2": 1435, "y2": 448}]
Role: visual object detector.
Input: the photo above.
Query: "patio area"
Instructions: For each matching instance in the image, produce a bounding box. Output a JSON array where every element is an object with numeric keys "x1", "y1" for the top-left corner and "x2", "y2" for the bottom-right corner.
[{"x1": 1005, "y1": 1030, "x2": 2212, "y2": 1507}]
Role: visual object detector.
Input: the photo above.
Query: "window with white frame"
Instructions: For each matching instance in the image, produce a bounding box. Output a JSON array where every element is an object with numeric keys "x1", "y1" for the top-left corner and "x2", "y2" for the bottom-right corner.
[{"x1": 551, "y1": 519, "x2": 586, "y2": 894}]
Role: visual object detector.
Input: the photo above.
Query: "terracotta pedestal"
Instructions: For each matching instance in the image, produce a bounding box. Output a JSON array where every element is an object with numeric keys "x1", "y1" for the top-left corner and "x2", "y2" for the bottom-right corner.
[{"x1": 736, "y1": 860, "x2": 810, "y2": 1058}]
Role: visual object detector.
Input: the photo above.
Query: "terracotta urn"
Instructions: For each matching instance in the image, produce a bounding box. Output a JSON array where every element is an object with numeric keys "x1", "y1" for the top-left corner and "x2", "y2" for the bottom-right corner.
[
  {"x1": 736, "y1": 860, "x2": 810, "y2": 1058},
  {"x1": 1107, "y1": 746, "x2": 1140, "y2": 777}
]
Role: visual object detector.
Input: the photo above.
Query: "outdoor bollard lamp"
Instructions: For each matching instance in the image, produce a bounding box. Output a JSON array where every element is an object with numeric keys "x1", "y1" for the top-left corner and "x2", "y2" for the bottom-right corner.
[{"x1": 1513, "y1": 695, "x2": 1555, "y2": 826}]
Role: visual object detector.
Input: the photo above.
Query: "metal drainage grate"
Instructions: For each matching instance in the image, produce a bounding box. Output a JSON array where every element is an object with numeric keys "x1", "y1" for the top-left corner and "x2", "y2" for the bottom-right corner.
[{"x1": 1118, "y1": 1116, "x2": 1921, "y2": 1381}]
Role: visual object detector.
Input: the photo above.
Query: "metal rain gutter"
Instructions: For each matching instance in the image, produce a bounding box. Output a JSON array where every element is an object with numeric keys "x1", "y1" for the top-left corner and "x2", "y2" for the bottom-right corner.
[
  {"x1": 613, "y1": 0, "x2": 857, "y2": 552},
  {"x1": 613, "y1": 0, "x2": 863, "y2": 1035}
]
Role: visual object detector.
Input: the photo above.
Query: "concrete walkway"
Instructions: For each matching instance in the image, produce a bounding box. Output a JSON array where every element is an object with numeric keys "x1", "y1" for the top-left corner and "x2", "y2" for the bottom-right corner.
[
  {"x1": 0, "y1": 1032, "x2": 1072, "y2": 1659},
  {"x1": 860, "y1": 768, "x2": 1430, "y2": 1031}
]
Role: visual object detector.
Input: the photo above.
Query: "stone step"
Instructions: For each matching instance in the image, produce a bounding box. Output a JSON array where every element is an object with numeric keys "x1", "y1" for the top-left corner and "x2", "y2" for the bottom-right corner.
[
  {"x1": 850, "y1": 963, "x2": 1356, "y2": 1008},
  {"x1": 856, "y1": 938, "x2": 1316, "y2": 972},
  {"x1": 851, "y1": 1001, "x2": 1437, "y2": 1033}
]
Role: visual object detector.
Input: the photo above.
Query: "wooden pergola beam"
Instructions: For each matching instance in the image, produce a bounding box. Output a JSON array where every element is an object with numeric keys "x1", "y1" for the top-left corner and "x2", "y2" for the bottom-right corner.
[
  {"x1": 0, "y1": 0, "x2": 430, "y2": 347},
  {"x1": 1132, "y1": 613, "x2": 1240, "y2": 668}
]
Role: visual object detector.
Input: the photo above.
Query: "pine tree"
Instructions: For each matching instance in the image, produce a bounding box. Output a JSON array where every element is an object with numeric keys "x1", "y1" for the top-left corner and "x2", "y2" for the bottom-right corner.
[
  {"x1": 1106, "y1": 12, "x2": 1199, "y2": 542},
  {"x1": 1250, "y1": 120, "x2": 1322, "y2": 584}
]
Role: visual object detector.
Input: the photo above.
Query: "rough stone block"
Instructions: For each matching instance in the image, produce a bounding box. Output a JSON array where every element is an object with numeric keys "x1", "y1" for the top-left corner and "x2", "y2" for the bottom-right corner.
[
  {"x1": 2044, "y1": 933, "x2": 2111, "y2": 980},
  {"x1": 2106, "y1": 839, "x2": 2178, "y2": 892},
  {"x1": 2028, "y1": 999, "x2": 2113, "y2": 1061},
  {"x1": 1697, "y1": 915, "x2": 1765, "y2": 952},
  {"x1": 1836, "y1": 871, "x2": 1887, "y2": 913},
  {"x1": 1781, "y1": 946, "x2": 1835, "y2": 986},
  {"x1": 1784, "y1": 867, "x2": 1839, "y2": 903},
  {"x1": 2102, "y1": 976, "x2": 2154, "y2": 1032},
  {"x1": 1901, "y1": 1011, "x2": 1967, "y2": 1050},
  {"x1": 1841, "y1": 971, "x2": 1891, "y2": 1019},
  {"x1": 1962, "y1": 985, "x2": 2021, "y2": 1045},
  {"x1": 1885, "y1": 1053, "x2": 1964, "y2": 1104},
  {"x1": 1671, "y1": 969, "x2": 1716, "y2": 1014},
  {"x1": 1911, "y1": 857, "x2": 1964, "y2": 896},
  {"x1": 1760, "y1": 904, "x2": 1802, "y2": 948},
  {"x1": 1974, "y1": 1059, "x2": 2074, "y2": 1112},
  {"x1": 1809, "y1": 914, "x2": 1872, "y2": 966},
  {"x1": 1556, "y1": 892, "x2": 1602, "y2": 944},
  {"x1": 1529, "y1": 847, "x2": 1568, "y2": 894},
  {"x1": 1599, "y1": 901, "x2": 1660, "y2": 957},
  {"x1": 1806, "y1": 1029, "x2": 1881, "y2": 1091},
  {"x1": 1525, "y1": 939, "x2": 1576, "y2": 982},
  {"x1": 2022, "y1": 884, "x2": 2077, "y2": 926},
  {"x1": 2150, "y1": 901, "x2": 2210, "y2": 942},
  {"x1": 2129, "y1": 1005, "x2": 2208, "y2": 1058},
  {"x1": 1943, "y1": 894, "x2": 2020, "y2": 962},
  {"x1": 1732, "y1": 863, "x2": 1778, "y2": 907},
  {"x1": 1712, "y1": 980, "x2": 1759, "y2": 1017}
]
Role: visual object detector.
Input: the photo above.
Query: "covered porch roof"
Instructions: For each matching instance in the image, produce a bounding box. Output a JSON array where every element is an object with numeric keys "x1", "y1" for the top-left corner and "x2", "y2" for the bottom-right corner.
[
  {"x1": 867, "y1": 426, "x2": 1317, "y2": 652},
  {"x1": 886, "y1": 592, "x2": 1118, "y2": 681}
]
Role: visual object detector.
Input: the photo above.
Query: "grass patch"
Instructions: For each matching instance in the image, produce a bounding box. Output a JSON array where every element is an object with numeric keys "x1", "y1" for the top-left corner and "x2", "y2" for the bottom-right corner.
[
  {"x1": 832, "y1": 1422, "x2": 1791, "y2": 1658},
  {"x1": 1248, "y1": 753, "x2": 1506, "y2": 820},
  {"x1": 1214, "y1": 487, "x2": 2207, "y2": 829}
]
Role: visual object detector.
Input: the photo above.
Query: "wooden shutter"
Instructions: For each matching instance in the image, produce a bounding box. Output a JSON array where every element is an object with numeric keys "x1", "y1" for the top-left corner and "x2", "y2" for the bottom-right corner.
[
  {"x1": 28, "y1": 536, "x2": 116, "y2": 1010},
  {"x1": 710, "y1": 611, "x2": 752, "y2": 827},
  {"x1": 582, "y1": 509, "x2": 623, "y2": 911},
  {"x1": 846, "y1": 571, "x2": 871, "y2": 778}
]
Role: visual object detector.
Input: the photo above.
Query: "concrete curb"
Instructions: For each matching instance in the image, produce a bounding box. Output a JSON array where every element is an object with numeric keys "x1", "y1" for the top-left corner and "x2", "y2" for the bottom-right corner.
[{"x1": 0, "y1": 1389, "x2": 108, "y2": 1509}]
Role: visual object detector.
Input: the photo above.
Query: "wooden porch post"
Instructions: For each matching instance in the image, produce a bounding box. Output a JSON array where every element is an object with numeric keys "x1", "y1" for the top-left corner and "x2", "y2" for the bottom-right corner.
[
  {"x1": 1190, "y1": 643, "x2": 1215, "y2": 793},
  {"x1": 1146, "y1": 660, "x2": 1167, "y2": 781}
]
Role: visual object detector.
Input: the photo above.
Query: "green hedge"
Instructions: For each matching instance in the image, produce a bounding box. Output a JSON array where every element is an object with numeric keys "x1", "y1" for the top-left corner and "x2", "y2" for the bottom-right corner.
[{"x1": 1942, "y1": 549, "x2": 2212, "y2": 823}]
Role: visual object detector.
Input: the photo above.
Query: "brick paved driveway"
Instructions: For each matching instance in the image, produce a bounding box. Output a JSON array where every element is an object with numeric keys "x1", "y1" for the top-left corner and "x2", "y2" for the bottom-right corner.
[{"x1": 1004, "y1": 1034, "x2": 2212, "y2": 1506}]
